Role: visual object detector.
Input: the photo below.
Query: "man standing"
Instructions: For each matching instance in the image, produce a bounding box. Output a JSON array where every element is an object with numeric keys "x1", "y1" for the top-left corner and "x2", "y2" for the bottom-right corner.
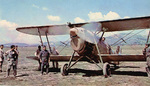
[
  {"x1": 143, "y1": 44, "x2": 148, "y2": 57},
  {"x1": 116, "y1": 46, "x2": 122, "y2": 54},
  {"x1": 145, "y1": 43, "x2": 150, "y2": 77},
  {"x1": 5, "y1": 45, "x2": 17, "y2": 77},
  {"x1": 35, "y1": 45, "x2": 41, "y2": 70},
  {"x1": 52, "y1": 46, "x2": 59, "y2": 68},
  {"x1": 0, "y1": 45, "x2": 4, "y2": 72},
  {"x1": 39, "y1": 46, "x2": 50, "y2": 75}
]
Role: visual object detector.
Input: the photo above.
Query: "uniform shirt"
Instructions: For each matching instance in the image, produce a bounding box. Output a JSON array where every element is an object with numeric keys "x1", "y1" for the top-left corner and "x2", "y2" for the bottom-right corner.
[
  {"x1": 52, "y1": 50, "x2": 59, "y2": 55},
  {"x1": 15, "y1": 49, "x2": 19, "y2": 59},
  {"x1": 116, "y1": 47, "x2": 122, "y2": 55},
  {"x1": 5, "y1": 49, "x2": 17, "y2": 61},
  {"x1": 143, "y1": 47, "x2": 147, "y2": 56},
  {"x1": 0, "y1": 48, "x2": 4, "y2": 61},
  {"x1": 39, "y1": 50, "x2": 50, "y2": 63},
  {"x1": 15, "y1": 49, "x2": 19, "y2": 55},
  {"x1": 35, "y1": 49, "x2": 41, "y2": 56}
]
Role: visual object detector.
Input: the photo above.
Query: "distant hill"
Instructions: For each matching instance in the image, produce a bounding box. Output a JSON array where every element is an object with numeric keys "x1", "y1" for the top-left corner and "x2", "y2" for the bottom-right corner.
[
  {"x1": 2, "y1": 33, "x2": 148, "y2": 47},
  {"x1": 4, "y1": 43, "x2": 30, "y2": 47}
]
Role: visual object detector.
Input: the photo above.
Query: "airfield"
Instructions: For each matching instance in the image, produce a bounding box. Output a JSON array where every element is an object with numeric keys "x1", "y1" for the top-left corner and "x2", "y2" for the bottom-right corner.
[{"x1": 0, "y1": 45, "x2": 150, "y2": 86}]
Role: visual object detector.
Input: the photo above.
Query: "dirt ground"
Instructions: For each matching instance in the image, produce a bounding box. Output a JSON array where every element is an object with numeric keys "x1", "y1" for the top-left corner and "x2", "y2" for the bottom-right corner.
[{"x1": 0, "y1": 45, "x2": 150, "y2": 86}]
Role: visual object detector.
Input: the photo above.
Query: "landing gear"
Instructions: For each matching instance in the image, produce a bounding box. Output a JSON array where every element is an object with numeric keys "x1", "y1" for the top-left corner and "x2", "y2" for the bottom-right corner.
[
  {"x1": 103, "y1": 63, "x2": 111, "y2": 78},
  {"x1": 60, "y1": 51, "x2": 83, "y2": 76},
  {"x1": 61, "y1": 63, "x2": 68, "y2": 76}
]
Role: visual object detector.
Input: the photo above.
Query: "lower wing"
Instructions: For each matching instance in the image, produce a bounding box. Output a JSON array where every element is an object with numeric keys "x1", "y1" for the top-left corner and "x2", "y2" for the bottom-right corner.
[{"x1": 27, "y1": 54, "x2": 145, "y2": 62}]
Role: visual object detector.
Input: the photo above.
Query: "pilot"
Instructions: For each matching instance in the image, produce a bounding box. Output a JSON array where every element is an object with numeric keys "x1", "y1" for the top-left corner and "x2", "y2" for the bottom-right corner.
[
  {"x1": 145, "y1": 43, "x2": 150, "y2": 77},
  {"x1": 5, "y1": 45, "x2": 18, "y2": 77},
  {"x1": 39, "y1": 46, "x2": 50, "y2": 75},
  {"x1": 100, "y1": 37, "x2": 108, "y2": 54},
  {"x1": 52, "y1": 46, "x2": 59, "y2": 68},
  {"x1": 35, "y1": 45, "x2": 42, "y2": 70},
  {"x1": 0, "y1": 45, "x2": 4, "y2": 72}
]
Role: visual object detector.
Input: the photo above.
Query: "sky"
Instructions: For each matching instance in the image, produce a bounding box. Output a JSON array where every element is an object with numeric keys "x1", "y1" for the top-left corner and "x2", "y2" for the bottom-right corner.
[{"x1": 0, "y1": 0, "x2": 150, "y2": 44}]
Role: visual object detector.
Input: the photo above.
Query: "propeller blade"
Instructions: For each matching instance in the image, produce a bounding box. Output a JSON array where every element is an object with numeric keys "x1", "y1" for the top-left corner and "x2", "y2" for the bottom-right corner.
[
  {"x1": 81, "y1": 22, "x2": 102, "y2": 33},
  {"x1": 76, "y1": 27, "x2": 99, "y2": 44}
]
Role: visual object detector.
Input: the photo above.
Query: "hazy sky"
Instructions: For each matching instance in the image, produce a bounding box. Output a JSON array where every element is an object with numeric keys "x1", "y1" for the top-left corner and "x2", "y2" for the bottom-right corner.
[{"x1": 0, "y1": 0, "x2": 150, "y2": 44}]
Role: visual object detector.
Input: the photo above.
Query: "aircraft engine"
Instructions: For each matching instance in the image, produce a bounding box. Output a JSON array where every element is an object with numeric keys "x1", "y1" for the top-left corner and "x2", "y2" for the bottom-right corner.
[{"x1": 70, "y1": 28, "x2": 95, "y2": 55}]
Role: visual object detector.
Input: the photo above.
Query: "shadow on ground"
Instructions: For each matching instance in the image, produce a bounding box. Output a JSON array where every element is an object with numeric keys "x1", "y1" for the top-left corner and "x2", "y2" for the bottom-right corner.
[
  {"x1": 17, "y1": 74, "x2": 29, "y2": 77},
  {"x1": 41, "y1": 66, "x2": 148, "y2": 77}
]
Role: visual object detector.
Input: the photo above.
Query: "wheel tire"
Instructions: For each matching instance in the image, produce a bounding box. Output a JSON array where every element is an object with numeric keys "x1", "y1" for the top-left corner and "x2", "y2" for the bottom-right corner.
[
  {"x1": 103, "y1": 63, "x2": 111, "y2": 78},
  {"x1": 61, "y1": 63, "x2": 69, "y2": 76},
  {"x1": 146, "y1": 67, "x2": 150, "y2": 77}
]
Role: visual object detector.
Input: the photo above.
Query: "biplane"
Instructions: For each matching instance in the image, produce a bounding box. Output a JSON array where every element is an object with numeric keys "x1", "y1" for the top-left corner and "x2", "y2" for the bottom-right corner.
[{"x1": 16, "y1": 16, "x2": 150, "y2": 77}]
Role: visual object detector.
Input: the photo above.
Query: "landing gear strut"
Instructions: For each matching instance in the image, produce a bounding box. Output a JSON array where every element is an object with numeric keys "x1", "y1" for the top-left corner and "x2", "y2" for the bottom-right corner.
[
  {"x1": 103, "y1": 63, "x2": 111, "y2": 78},
  {"x1": 60, "y1": 51, "x2": 83, "y2": 76}
]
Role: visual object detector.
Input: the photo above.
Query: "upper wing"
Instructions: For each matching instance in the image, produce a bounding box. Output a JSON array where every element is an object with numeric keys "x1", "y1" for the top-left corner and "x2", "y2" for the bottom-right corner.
[
  {"x1": 101, "y1": 16, "x2": 150, "y2": 32},
  {"x1": 16, "y1": 16, "x2": 150, "y2": 35},
  {"x1": 16, "y1": 24, "x2": 70, "y2": 36}
]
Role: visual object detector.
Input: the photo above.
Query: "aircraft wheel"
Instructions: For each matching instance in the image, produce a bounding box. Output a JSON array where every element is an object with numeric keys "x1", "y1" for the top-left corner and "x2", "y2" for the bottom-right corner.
[
  {"x1": 61, "y1": 63, "x2": 69, "y2": 76},
  {"x1": 103, "y1": 63, "x2": 111, "y2": 78}
]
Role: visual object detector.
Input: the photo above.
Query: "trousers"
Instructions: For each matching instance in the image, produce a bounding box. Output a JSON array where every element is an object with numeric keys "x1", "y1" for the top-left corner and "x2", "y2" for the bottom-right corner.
[{"x1": 41, "y1": 62, "x2": 49, "y2": 74}]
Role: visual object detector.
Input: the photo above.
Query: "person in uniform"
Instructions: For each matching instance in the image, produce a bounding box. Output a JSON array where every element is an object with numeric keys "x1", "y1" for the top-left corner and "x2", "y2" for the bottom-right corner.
[
  {"x1": 143, "y1": 44, "x2": 148, "y2": 58},
  {"x1": 116, "y1": 46, "x2": 122, "y2": 55},
  {"x1": 15, "y1": 45, "x2": 19, "y2": 68},
  {"x1": 52, "y1": 46, "x2": 59, "y2": 68},
  {"x1": 5, "y1": 45, "x2": 17, "y2": 77},
  {"x1": 39, "y1": 46, "x2": 50, "y2": 75},
  {"x1": 108, "y1": 45, "x2": 115, "y2": 54},
  {"x1": 0, "y1": 45, "x2": 4, "y2": 72},
  {"x1": 35, "y1": 45, "x2": 41, "y2": 70},
  {"x1": 98, "y1": 37, "x2": 108, "y2": 54},
  {"x1": 145, "y1": 43, "x2": 150, "y2": 77}
]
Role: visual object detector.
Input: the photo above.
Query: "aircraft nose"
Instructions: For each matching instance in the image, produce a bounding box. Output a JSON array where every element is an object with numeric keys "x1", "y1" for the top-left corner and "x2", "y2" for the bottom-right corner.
[{"x1": 70, "y1": 28, "x2": 78, "y2": 37}]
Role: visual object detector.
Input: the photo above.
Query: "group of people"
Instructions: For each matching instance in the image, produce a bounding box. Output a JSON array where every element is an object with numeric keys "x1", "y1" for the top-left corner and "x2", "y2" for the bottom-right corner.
[
  {"x1": 0, "y1": 45, "x2": 19, "y2": 77},
  {"x1": 0, "y1": 44, "x2": 58, "y2": 77},
  {"x1": 35, "y1": 45, "x2": 59, "y2": 75}
]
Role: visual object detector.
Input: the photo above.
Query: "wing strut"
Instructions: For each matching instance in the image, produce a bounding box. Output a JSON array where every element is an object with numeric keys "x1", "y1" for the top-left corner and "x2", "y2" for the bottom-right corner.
[
  {"x1": 38, "y1": 28, "x2": 43, "y2": 46},
  {"x1": 99, "y1": 31, "x2": 105, "y2": 41},
  {"x1": 45, "y1": 32, "x2": 52, "y2": 54},
  {"x1": 94, "y1": 32, "x2": 104, "y2": 66},
  {"x1": 146, "y1": 30, "x2": 150, "y2": 43}
]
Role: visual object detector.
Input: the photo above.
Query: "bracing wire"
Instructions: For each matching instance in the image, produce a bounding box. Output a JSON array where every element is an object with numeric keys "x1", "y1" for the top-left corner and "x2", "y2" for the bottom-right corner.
[
  {"x1": 111, "y1": 30, "x2": 135, "y2": 46},
  {"x1": 114, "y1": 29, "x2": 145, "y2": 46},
  {"x1": 110, "y1": 29, "x2": 145, "y2": 54}
]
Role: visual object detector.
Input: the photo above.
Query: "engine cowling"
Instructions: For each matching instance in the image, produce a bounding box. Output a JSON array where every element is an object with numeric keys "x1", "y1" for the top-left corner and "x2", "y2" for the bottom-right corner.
[
  {"x1": 70, "y1": 37, "x2": 86, "y2": 54},
  {"x1": 70, "y1": 28, "x2": 92, "y2": 55}
]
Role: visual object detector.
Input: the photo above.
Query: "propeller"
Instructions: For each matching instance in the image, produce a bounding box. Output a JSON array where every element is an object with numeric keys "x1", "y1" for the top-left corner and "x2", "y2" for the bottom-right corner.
[
  {"x1": 81, "y1": 22, "x2": 102, "y2": 33},
  {"x1": 69, "y1": 22, "x2": 102, "y2": 44},
  {"x1": 75, "y1": 27, "x2": 100, "y2": 44}
]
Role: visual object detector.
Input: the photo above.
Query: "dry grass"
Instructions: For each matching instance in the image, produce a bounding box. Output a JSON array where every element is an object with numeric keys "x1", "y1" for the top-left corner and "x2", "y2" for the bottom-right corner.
[{"x1": 0, "y1": 45, "x2": 150, "y2": 86}]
